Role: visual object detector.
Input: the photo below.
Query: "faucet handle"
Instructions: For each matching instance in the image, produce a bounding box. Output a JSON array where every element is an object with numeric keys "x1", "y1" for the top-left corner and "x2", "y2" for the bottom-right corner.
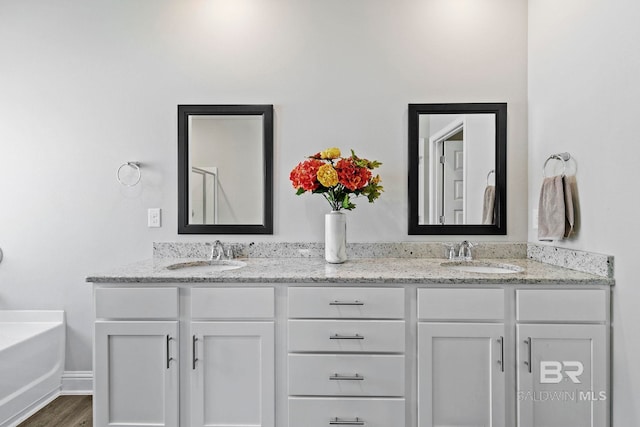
[
  {"x1": 210, "y1": 240, "x2": 224, "y2": 261},
  {"x1": 461, "y1": 241, "x2": 476, "y2": 260},
  {"x1": 209, "y1": 244, "x2": 216, "y2": 260},
  {"x1": 443, "y1": 244, "x2": 456, "y2": 260}
]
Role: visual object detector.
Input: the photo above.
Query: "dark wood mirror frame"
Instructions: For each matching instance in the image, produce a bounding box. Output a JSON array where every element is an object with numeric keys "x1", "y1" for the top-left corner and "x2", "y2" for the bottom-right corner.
[
  {"x1": 408, "y1": 102, "x2": 507, "y2": 235},
  {"x1": 178, "y1": 104, "x2": 274, "y2": 234}
]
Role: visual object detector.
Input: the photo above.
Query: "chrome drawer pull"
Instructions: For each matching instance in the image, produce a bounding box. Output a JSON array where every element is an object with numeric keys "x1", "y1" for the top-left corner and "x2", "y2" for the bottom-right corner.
[
  {"x1": 330, "y1": 334, "x2": 364, "y2": 340},
  {"x1": 330, "y1": 373, "x2": 364, "y2": 381},
  {"x1": 166, "y1": 335, "x2": 174, "y2": 369},
  {"x1": 192, "y1": 335, "x2": 199, "y2": 370},
  {"x1": 498, "y1": 336, "x2": 504, "y2": 373},
  {"x1": 524, "y1": 337, "x2": 532, "y2": 373},
  {"x1": 330, "y1": 417, "x2": 364, "y2": 426},
  {"x1": 329, "y1": 300, "x2": 364, "y2": 306}
]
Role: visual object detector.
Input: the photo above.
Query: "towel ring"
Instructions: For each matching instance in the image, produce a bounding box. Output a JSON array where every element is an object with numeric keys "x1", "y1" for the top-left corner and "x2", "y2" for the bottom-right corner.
[
  {"x1": 117, "y1": 162, "x2": 141, "y2": 187},
  {"x1": 486, "y1": 169, "x2": 495, "y2": 186},
  {"x1": 542, "y1": 152, "x2": 571, "y2": 178}
]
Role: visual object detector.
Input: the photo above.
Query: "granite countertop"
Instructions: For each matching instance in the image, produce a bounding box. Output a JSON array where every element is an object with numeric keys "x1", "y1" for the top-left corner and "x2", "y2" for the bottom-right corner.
[{"x1": 86, "y1": 257, "x2": 614, "y2": 285}]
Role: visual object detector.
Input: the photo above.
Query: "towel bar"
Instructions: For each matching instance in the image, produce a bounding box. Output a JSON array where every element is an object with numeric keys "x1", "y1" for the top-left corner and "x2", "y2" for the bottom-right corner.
[
  {"x1": 117, "y1": 161, "x2": 141, "y2": 186},
  {"x1": 486, "y1": 169, "x2": 495, "y2": 186},
  {"x1": 542, "y1": 152, "x2": 571, "y2": 177}
]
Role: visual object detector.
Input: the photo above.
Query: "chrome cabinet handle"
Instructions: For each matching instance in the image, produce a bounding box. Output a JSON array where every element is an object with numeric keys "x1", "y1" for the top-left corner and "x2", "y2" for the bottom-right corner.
[
  {"x1": 524, "y1": 337, "x2": 532, "y2": 373},
  {"x1": 329, "y1": 373, "x2": 364, "y2": 381},
  {"x1": 330, "y1": 334, "x2": 364, "y2": 340},
  {"x1": 498, "y1": 336, "x2": 504, "y2": 372},
  {"x1": 192, "y1": 335, "x2": 199, "y2": 370},
  {"x1": 330, "y1": 417, "x2": 364, "y2": 425},
  {"x1": 166, "y1": 335, "x2": 174, "y2": 369},
  {"x1": 329, "y1": 300, "x2": 364, "y2": 306}
]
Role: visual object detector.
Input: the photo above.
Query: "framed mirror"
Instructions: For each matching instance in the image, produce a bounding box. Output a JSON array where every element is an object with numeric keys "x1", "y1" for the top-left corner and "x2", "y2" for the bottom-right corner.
[
  {"x1": 408, "y1": 103, "x2": 507, "y2": 235},
  {"x1": 178, "y1": 104, "x2": 273, "y2": 234}
]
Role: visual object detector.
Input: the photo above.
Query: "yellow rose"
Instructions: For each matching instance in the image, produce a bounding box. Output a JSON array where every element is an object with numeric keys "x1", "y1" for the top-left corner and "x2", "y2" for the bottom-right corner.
[
  {"x1": 317, "y1": 163, "x2": 339, "y2": 187},
  {"x1": 320, "y1": 147, "x2": 341, "y2": 159}
]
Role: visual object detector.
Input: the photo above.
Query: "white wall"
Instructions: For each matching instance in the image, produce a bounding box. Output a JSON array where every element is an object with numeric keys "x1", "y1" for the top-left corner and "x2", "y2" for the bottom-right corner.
[
  {"x1": 528, "y1": 0, "x2": 640, "y2": 423},
  {"x1": 0, "y1": 0, "x2": 527, "y2": 373}
]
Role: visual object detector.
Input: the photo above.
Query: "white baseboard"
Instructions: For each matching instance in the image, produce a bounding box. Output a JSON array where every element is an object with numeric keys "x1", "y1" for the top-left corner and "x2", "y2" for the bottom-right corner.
[
  {"x1": 1, "y1": 372, "x2": 92, "y2": 426},
  {"x1": 61, "y1": 371, "x2": 93, "y2": 395}
]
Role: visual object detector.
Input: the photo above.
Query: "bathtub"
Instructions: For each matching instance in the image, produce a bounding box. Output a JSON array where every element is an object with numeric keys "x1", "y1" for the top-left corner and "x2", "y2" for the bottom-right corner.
[{"x1": 0, "y1": 311, "x2": 65, "y2": 427}]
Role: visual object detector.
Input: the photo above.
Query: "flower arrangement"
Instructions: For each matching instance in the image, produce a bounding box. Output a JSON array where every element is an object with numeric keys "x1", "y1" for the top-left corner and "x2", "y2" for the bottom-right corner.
[{"x1": 290, "y1": 147, "x2": 383, "y2": 211}]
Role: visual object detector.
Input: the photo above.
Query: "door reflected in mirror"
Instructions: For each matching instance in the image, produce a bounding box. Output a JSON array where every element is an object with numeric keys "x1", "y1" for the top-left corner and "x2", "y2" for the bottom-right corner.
[
  {"x1": 408, "y1": 103, "x2": 506, "y2": 235},
  {"x1": 419, "y1": 113, "x2": 495, "y2": 225},
  {"x1": 178, "y1": 105, "x2": 273, "y2": 234}
]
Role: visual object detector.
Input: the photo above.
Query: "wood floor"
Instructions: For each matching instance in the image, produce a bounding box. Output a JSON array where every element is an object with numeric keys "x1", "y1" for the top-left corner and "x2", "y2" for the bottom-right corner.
[{"x1": 18, "y1": 395, "x2": 92, "y2": 427}]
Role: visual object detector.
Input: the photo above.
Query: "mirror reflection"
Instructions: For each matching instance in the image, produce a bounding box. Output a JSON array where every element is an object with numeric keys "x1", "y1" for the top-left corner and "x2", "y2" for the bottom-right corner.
[
  {"x1": 408, "y1": 103, "x2": 507, "y2": 235},
  {"x1": 418, "y1": 113, "x2": 495, "y2": 225},
  {"x1": 189, "y1": 115, "x2": 263, "y2": 225},
  {"x1": 178, "y1": 105, "x2": 273, "y2": 234}
]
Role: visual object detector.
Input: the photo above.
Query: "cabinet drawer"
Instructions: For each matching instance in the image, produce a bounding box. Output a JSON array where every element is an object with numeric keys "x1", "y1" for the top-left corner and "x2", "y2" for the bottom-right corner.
[
  {"x1": 191, "y1": 287, "x2": 274, "y2": 319},
  {"x1": 288, "y1": 287, "x2": 404, "y2": 319},
  {"x1": 516, "y1": 289, "x2": 607, "y2": 322},
  {"x1": 288, "y1": 354, "x2": 405, "y2": 397},
  {"x1": 418, "y1": 288, "x2": 504, "y2": 320},
  {"x1": 288, "y1": 320, "x2": 405, "y2": 353},
  {"x1": 95, "y1": 287, "x2": 178, "y2": 319},
  {"x1": 289, "y1": 397, "x2": 405, "y2": 427}
]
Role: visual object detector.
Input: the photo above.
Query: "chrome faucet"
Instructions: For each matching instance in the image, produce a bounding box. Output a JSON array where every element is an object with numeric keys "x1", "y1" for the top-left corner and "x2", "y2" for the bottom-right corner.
[
  {"x1": 210, "y1": 240, "x2": 225, "y2": 261},
  {"x1": 445, "y1": 241, "x2": 475, "y2": 261},
  {"x1": 457, "y1": 240, "x2": 474, "y2": 260}
]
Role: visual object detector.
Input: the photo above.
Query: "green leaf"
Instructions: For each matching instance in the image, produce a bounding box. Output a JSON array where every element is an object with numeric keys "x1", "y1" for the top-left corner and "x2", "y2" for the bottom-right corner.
[
  {"x1": 349, "y1": 149, "x2": 382, "y2": 169},
  {"x1": 367, "y1": 160, "x2": 382, "y2": 169},
  {"x1": 296, "y1": 187, "x2": 306, "y2": 195}
]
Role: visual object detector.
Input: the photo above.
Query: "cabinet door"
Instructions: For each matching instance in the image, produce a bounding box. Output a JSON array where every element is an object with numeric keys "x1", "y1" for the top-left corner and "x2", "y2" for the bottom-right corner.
[
  {"x1": 191, "y1": 322, "x2": 274, "y2": 427},
  {"x1": 94, "y1": 321, "x2": 179, "y2": 427},
  {"x1": 517, "y1": 324, "x2": 608, "y2": 427},
  {"x1": 418, "y1": 323, "x2": 505, "y2": 427}
]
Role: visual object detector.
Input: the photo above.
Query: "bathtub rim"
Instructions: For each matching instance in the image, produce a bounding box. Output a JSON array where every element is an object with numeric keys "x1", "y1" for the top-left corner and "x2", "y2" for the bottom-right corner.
[
  {"x1": 0, "y1": 310, "x2": 65, "y2": 323},
  {"x1": 0, "y1": 310, "x2": 66, "y2": 427}
]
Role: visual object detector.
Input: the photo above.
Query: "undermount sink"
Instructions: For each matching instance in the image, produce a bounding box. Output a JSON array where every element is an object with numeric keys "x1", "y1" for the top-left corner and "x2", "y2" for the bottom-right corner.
[
  {"x1": 440, "y1": 261, "x2": 524, "y2": 274},
  {"x1": 166, "y1": 259, "x2": 246, "y2": 272}
]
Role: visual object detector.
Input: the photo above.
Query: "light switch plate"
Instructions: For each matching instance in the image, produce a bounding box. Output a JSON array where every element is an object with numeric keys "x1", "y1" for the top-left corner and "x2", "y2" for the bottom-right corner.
[{"x1": 148, "y1": 208, "x2": 161, "y2": 228}]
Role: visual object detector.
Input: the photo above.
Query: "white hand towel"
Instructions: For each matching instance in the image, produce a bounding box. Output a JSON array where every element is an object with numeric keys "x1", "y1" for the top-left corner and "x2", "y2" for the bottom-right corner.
[
  {"x1": 538, "y1": 175, "x2": 565, "y2": 241},
  {"x1": 482, "y1": 185, "x2": 495, "y2": 225}
]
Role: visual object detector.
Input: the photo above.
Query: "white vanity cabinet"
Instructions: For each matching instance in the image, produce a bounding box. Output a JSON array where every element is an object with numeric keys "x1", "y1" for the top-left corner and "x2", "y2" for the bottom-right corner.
[
  {"x1": 516, "y1": 289, "x2": 609, "y2": 427},
  {"x1": 287, "y1": 287, "x2": 406, "y2": 427},
  {"x1": 417, "y1": 288, "x2": 506, "y2": 427},
  {"x1": 93, "y1": 286, "x2": 275, "y2": 427},
  {"x1": 417, "y1": 286, "x2": 610, "y2": 427},
  {"x1": 92, "y1": 281, "x2": 611, "y2": 427},
  {"x1": 190, "y1": 287, "x2": 275, "y2": 427},
  {"x1": 94, "y1": 287, "x2": 180, "y2": 427}
]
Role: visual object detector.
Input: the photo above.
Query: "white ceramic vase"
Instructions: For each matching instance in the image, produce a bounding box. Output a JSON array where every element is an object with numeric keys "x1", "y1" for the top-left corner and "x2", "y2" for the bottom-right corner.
[{"x1": 325, "y1": 210, "x2": 347, "y2": 264}]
